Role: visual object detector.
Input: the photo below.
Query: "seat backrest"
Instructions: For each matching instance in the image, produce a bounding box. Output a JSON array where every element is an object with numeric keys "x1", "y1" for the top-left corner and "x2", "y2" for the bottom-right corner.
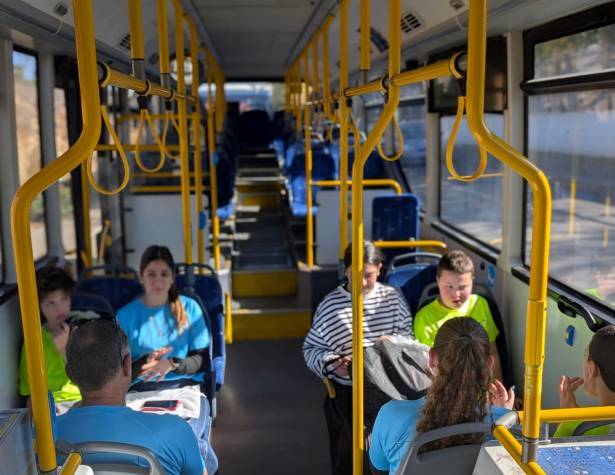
[
  {"x1": 572, "y1": 420, "x2": 615, "y2": 436},
  {"x1": 397, "y1": 422, "x2": 491, "y2": 475},
  {"x1": 238, "y1": 110, "x2": 272, "y2": 150},
  {"x1": 372, "y1": 194, "x2": 420, "y2": 242},
  {"x1": 76, "y1": 278, "x2": 143, "y2": 313},
  {"x1": 71, "y1": 292, "x2": 115, "y2": 319},
  {"x1": 399, "y1": 266, "x2": 438, "y2": 316}
]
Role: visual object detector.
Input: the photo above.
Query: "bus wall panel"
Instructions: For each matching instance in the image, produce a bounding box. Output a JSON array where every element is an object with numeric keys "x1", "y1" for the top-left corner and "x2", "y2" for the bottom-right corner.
[{"x1": 0, "y1": 294, "x2": 23, "y2": 409}]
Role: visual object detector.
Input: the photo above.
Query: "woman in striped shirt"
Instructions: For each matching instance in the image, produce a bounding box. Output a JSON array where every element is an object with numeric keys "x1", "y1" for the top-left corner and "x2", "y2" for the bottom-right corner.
[{"x1": 303, "y1": 241, "x2": 414, "y2": 475}]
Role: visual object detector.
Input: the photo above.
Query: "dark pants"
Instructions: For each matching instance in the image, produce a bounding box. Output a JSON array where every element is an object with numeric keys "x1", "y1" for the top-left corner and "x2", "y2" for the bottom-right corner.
[{"x1": 324, "y1": 382, "x2": 371, "y2": 475}]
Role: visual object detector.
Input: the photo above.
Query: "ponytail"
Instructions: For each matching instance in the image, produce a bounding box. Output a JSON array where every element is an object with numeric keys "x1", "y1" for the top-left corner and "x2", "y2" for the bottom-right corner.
[
  {"x1": 415, "y1": 318, "x2": 492, "y2": 452},
  {"x1": 168, "y1": 284, "x2": 189, "y2": 335}
]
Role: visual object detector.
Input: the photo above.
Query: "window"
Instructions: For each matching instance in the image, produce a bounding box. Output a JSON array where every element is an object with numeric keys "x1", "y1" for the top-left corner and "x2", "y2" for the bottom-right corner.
[
  {"x1": 365, "y1": 105, "x2": 383, "y2": 133},
  {"x1": 54, "y1": 86, "x2": 77, "y2": 256},
  {"x1": 397, "y1": 98, "x2": 426, "y2": 205},
  {"x1": 440, "y1": 114, "x2": 504, "y2": 249},
  {"x1": 13, "y1": 50, "x2": 47, "y2": 260},
  {"x1": 525, "y1": 12, "x2": 615, "y2": 310}
]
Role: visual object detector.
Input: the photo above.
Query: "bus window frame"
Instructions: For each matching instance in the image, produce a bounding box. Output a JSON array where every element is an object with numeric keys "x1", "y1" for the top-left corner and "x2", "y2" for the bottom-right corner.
[
  {"x1": 521, "y1": 2, "x2": 615, "y2": 322},
  {"x1": 13, "y1": 46, "x2": 49, "y2": 263}
]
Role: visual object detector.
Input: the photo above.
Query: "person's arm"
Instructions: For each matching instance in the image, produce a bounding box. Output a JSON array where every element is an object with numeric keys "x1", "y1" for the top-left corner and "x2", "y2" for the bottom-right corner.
[
  {"x1": 303, "y1": 314, "x2": 342, "y2": 378},
  {"x1": 392, "y1": 289, "x2": 413, "y2": 339},
  {"x1": 171, "y1": 348, "x2": 208, "y2": 374}
]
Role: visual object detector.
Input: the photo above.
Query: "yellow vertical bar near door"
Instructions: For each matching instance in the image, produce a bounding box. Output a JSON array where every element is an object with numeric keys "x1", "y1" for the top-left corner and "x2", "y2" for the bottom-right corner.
[
  {"x1": 187, "y1": 18, "x2": 206, "y2": 268},
  {"x1": 304, "y1": 50, "x2": 314, "y2": 267},
  {"x1": 172, "y1": 0, "x2": 193, "y2": 265},
  {"x1": 11, "y1": 0, "x2": 102, "y2": 470},
  {"x1": 206, "y1": 49, "x2": 221, "y2": 271},
  {"x1": 80, "y1": 163, "x2": 92, "y2": 267},
  {"x1": 360, "y1": 0, "x2": 371, "y2": 74},
  {"x1": 156, "y1": 0, "x2": 171, "y2": 77},
  {"x1": 128, "y1": 0, "x2": 144, "y2": 61},
  {"x1": 350, "y1": 1, "x2": 400, "y2": 473},
  {"x1": 338, "y1": 0, "x2": 350, "y2": 259},
  {"x1": 466, "y1": 0, "x2": 551, "y2": 463}
]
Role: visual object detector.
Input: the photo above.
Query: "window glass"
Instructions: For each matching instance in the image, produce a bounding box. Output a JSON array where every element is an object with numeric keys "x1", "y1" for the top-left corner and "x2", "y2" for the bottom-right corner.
[
  {"x1": 534, "y1": 23, "x2": 615, "y2": 79},
  {"x1": 54, "y1": 87, "x2": 77, "y2": 256},
  {"x1": 397, "y1": 100, "x2": 426, "y2": 205},
  {"x1": 13, "y1": 50, "x2": 47, "y2": 259},
  {"x1": 526, "y1": 90, "x2": 615, "y2": 308},
  {"x1": 440, "y1": 114, "x2": 504, "y2": 249},
  {"x1": 365, "y1": 105, "x2": 383, "y2": 133}
]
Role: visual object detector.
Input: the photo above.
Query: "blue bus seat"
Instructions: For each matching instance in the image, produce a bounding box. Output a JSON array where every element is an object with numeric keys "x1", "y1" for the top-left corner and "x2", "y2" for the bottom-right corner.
[
  {"x1": 71, "y1": 292, "x2": 115, "y2": 319},
  {"x1": 76, "y1": 266, "x2": 143, "y2": 313},
  {"x1": 288, "y1": 150, "x2": 335, "y2": 217},
  {"x1": 372, "y1": 194, "x2": 420, "y2": 242},
  {"x1": 175, "y1": 264, "x2": 226, "y2": 391},
  {"x1": 348, "y1": 150, "x2": 386, "y2": 179}
]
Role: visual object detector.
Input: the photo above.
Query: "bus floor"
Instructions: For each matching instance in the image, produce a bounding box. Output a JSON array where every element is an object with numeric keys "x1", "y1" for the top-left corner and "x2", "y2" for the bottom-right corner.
[{"x1": 212, "y1": 338, "x2": 331, "y2": 474}]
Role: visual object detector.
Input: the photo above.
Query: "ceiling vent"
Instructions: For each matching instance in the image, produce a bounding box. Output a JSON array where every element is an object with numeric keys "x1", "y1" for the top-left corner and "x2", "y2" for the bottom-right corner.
[
  {"x1": 117, "y1": 33, "x2": 131, "y2": 52},
  {"x1": 400, "y1": 11, "x2": 423, "y2": 34}
]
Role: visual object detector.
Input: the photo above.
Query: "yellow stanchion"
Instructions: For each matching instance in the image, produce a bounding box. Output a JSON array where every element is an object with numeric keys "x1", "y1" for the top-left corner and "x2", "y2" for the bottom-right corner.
[
  {"x1": 349, "y1": 3, "x2": 401, "y2": 473},
  {"x1": 338, "y1": 0, "x2": 350, "y2": 260},
  {"x1": 58, "y1": 452, "x2": 83, "y2": 475},
  {"x1": 304, "y1": 49, "x2": 315, "y2": 268},
  {"x1": 224, "y1": 292, "x2": 233, "y2": 344},
  {"x1": 10, "y1": 0, "x2": 101, "y2": 470}
]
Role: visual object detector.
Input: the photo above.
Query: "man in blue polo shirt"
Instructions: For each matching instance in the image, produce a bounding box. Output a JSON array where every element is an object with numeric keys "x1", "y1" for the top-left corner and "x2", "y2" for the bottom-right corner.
[{"x1": 57, "y1": 319, "x2": 207, "y2": 475}]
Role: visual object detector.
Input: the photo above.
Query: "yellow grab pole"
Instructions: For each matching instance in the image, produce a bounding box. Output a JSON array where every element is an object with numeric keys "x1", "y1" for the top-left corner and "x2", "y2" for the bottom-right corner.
[
  {"x1": 187, "y1": 18, "x2": 206, "y2": 268},
  {"x1": 156, "y1": 0, "x2": 172, "y2": 90},
  {"x1": 80, "y1": 163, "x2": 92, "y2": 268},
  {"x1": 339, "y1": 0, "x2": 350, "y2": 260},
  {"x1": 312, "y1": 34, "x2": 320, "y2": 100},
  {"x1": 466, "y1": 0, "x2": 551, "y2": 463},
  {"x1": 492, "y1": 426, "x2": 546, "y2": 475},
  {"x1": 350, "y1": 2, "x2": 401, "y2": 473},
  {"x1": 205, "y1": 49, "x2": 221, "y2": 270},
  {"x1": 373, "y1": 240, "x2": 448, "y2": 250},
  {"x1": 11, "y1": 0, "x2": 101, "y2": 470},
  {"x1": 313, "y1": 178, "x2": 403, "y2": 195},
  {"x1": 127, "y1": 0, "x2": 145, "y2": 78},
  {"x1": 360, "y1": 0, "x2": 371, "y2": 78},
  {"x1": 304, "y1": 50, "x2": 314, "y2": 267},
  {"x1": 224, "y1": 291, "x2": 233, "y2": 344},
  {"x1": 322, "y1": 16, "x2": 335, "y2": 122},
  {"x1": 172, "y1": 0, "x2": 193, "y2": 265}
]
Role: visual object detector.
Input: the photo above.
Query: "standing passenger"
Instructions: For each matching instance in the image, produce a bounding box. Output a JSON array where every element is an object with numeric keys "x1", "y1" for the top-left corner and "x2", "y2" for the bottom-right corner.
[
  {"x1": 303, "y1": 241, "x2": 413, "y2": 475},
  {"x1": 19, "y1": 266, "x2": 81, "y2": 404}
]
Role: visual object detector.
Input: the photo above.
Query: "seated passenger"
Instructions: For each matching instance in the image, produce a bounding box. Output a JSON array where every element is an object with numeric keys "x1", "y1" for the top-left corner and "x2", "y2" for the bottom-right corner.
[
  {"x1": 369, "y1": 317, "x2": 514, "y2": 475},
  {"x1": 303, "y1": 241, "x2": 413, "y2": 475},
  {"x1": 555, "y1": 324, "x2": 615, "y2": 437},
  {"x1": 57, "y1": 319, "x2": 208, "y2": 475},
  {"x1": 117, "y1": 245, "x2": 210, "y2": 389},
  {"x1": 413, "y1": 250, "x2": 503, "y2": 382},
  {"x1": 19, "y1": 266, "x2": 81, "y2": 404}
]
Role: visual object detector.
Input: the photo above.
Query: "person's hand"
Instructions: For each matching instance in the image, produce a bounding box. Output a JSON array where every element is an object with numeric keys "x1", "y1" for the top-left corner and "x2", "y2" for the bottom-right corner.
[
  {"x1": 145, "y1": 347, "x2": 171, "y2": 364},
  {"x1": 140, "y1": 358, "x2": 175, "y2": 382},
  {"x1": 559, "y1": 375, "x2": 583, "y2": 409},
  {"x1": 51, "y1": 323, "x2": 70, "y2": 358},
  {"x1": 489, "y1": 380, "x2": 515, "y2": 409},
  {"x1": 333, "y1": 355, "x2": 351, "y2": 378}
]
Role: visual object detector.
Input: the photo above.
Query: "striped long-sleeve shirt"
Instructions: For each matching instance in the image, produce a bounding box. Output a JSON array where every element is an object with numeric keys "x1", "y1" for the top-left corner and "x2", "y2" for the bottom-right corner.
[{"x1": 303, "y1": 282, "x2": 413, "y2": 385}]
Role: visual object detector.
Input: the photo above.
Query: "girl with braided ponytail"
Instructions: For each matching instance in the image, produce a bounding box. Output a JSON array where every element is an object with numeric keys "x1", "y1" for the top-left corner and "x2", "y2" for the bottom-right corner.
[
  {"x1": 117, "y1": 245, "x2": 210, "y2": 390},
  {"x1": 369, "y1": 317, "x2": 515, "y2": 474}
]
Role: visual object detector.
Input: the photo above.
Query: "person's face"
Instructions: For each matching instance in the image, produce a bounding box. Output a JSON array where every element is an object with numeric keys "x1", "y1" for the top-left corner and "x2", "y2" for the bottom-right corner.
[
  {"x1": 40, "y1": 290, "x2": 71, "y2": 327},
  {"x1": 141, "y1": 260, "x2": 174, "y2": 298},
  {"x1": 437, "y1": 270, "x2": 473, "y2": 309},
  {"x1": 345, "y1": 263, "x2": 382, "y2": 295}
]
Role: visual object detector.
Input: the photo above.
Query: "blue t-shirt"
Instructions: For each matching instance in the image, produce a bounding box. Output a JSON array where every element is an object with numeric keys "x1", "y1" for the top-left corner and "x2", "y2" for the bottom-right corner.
[
  {"x1": 57, "y1": 405, "x2": 205, "y2": 475},
  {"x1": 118, "y1": 296, "x2": 210, "y2": 382},
  {"x1": 369, "y1": 398, "x2": 508, "y2": 474}
]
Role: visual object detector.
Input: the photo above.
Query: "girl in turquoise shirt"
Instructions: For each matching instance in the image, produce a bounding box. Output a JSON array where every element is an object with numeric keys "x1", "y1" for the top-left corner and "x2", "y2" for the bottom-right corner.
[
  {"x1": 118, "y1": 245, "x2": 210, "y2": 389},
  {"x1": 370, "y1": 318, "x2": 515, "y2": 474}
]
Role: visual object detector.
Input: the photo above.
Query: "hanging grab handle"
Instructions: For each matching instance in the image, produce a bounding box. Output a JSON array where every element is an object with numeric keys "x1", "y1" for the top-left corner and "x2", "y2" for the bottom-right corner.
[
  {"x1": 376, "y1": 112, "x2": 404, "y2": 161},
  {"x1": 86, "y1": 105, "x2": 130, "y2": 195},
  {"x1": 133, "y1": 109, "x2": 167, "y2": 173},
  {"x1": 160, "y1": 110, "x2": 182, "y2": 160},
  {"x1": 445, "y1": 96, "x2": 488, "y2": 182}
]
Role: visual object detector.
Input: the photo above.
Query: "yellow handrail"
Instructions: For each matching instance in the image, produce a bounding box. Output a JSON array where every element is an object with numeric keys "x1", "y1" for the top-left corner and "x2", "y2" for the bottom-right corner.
[
  {"x1": 86, "y1": 105, "x2": 130, "y2": 195},
  {"x1": 321, "y1": 15, "x2": 335, "y2": 123},
  {"x1": 304, "y1": 49, "x2": 315, "y2": 267},
  {"x1": 10, "y1": 0, "x2": 101, "y2": 470},
  {"x1": 313, "y1": 179, "x2": 403, "y2": 195},
  {"x1": 224, "y1": 292, "x2": 233, "y2": 344},
  {"x1": 376, "y1": 112, "x2": 404, "y2": 161},
  {"x1": 466, "y1": 0, "x2": 551, "y2": 464},
  {"x1": 96, "y1": 143, "x2": 180, "y2": 152},
  {"x1": 373, "y1": 240, "x2": 448, "y2": 251},
  {"x1": 187, "y1": 17, "x2": 206, "y2": 268},
  {"x1": 360, "y1": 0, "x2": 370, "y2": 75},
  {"x1": 58, "y1": 452, "x2": 83, "y2": 475},
  {"x1": 338, "y1": 0, "x2": 350, "y2": 260},
  {"x1": 205, "y1": 48, "x2": 222, "y2": 271},
  {"x1": 445, "y1": 96, "x2": 488, "y2": 181},
  {"x1": 172, "y1": 0, "x2": 192, "y2": 265},
  {"x1": 350, "y1": 3, "x2": 401, "y2": 472},
  {"x1": 97, "y1": 219, "x2": 112, "y2": 265}
]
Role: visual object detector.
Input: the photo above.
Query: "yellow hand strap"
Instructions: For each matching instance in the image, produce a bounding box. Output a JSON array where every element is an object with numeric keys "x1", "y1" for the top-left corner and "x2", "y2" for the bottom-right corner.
[
  {"x1": 376, "y1": 113, "x2": 404, "y2": 162},
  {"x1": 86, "y1": 105, "x2": 130, "y2": 195},
  {"x1": 160, "y1": 111, "x2": 182, "y2": 160},
  {"x1": 445, "y1": 96, "x2": 488, "y2": 182},
  {"x1": 133, "y1": 109, "x2": 167, "y2": 173}
]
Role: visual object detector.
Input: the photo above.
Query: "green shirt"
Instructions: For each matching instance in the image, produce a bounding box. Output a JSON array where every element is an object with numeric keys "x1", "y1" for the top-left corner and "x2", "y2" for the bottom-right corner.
[
  {"x1": 413, "y1": 294, "x2": 499, "y2": 347},
  {"x1": 18, "y1": 328, "x2": 81, "y2": 402},
  {"x1": 554, "y1": 420, "x2": 615, "y2": 438}
]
